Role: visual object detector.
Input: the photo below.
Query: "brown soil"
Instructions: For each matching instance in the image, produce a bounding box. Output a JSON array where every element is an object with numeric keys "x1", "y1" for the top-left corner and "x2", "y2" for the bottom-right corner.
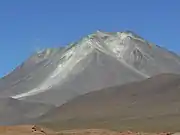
[
  {"x1": 0, "y1": 125, "x2": 174, "y2": 135},
  {"x1": 0, "y1": 125, "x2": 55, "y2": 135}
]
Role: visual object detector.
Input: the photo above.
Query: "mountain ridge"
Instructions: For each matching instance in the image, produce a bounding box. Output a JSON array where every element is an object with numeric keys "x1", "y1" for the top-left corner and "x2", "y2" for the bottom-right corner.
[{"x1": 0, "y1": 30, "x2": 179, "y2": 106}]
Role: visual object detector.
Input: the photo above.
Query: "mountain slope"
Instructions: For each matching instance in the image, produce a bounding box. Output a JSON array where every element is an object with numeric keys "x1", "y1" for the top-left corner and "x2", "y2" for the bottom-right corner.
[
  {"x1": 0, "y1": 98, "x2": 54, "y2": 125},
  {"x1": 0, "y1": 31, "x2": 180, "y2": 105},
  {"x1": 40, "y1": 74, "x2": 180, "y2": 132}
]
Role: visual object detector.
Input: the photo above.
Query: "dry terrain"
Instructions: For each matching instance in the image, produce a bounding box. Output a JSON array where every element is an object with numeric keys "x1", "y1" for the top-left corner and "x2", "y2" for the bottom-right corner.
[
  {"x1": 0, "y1": 125, "x2": 55, "y2": 135},
  {"x1": 40, "y1": 74, "x2": 180, "y2": 132},
  {"x1": 0, "y1": 125, "x2": 174, "y2": 135}
]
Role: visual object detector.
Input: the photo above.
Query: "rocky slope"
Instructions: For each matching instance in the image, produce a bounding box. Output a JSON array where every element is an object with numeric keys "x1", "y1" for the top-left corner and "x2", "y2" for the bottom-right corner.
[
  {"x1": 0, "y1": 98, "x2": 54, "y2": 125},
  {"x1": 40, "y1": 74, "x2": 180, "y2": 132},
  {"x1": 0, "y1": 31, "x2": 179, "y2": 106}
]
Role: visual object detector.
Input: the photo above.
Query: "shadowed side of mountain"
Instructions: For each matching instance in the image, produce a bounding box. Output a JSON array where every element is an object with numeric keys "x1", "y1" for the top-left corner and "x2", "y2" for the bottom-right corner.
[
  {"x1": 0, "y1": 97, "x2": 55, "y2": 125},
  {"x1": 39, "y1": 73, "x2": 180, "y2": 132}
]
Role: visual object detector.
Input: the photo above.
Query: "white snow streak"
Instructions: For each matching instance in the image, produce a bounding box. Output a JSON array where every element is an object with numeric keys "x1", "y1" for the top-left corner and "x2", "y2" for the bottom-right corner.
[{"x1": 12, "y1": 32, "x2": 149, "y2": 99}]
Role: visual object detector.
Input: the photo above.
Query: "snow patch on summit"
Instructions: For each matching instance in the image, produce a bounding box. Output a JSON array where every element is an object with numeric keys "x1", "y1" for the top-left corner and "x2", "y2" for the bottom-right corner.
[{"x1": 11, "y1": 31, "x2": 165, "y2": 99}]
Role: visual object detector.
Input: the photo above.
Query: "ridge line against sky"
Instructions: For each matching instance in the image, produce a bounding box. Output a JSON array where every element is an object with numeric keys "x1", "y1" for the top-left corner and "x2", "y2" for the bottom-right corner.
[{"x1": 0, "y1": 0, "x2": 180, "y2": 77}]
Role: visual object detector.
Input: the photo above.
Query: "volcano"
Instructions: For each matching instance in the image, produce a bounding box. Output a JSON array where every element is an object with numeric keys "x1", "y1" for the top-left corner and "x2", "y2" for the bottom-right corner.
[{"x1": 0, "y1": 31, "x2": 180, "y2": 106}]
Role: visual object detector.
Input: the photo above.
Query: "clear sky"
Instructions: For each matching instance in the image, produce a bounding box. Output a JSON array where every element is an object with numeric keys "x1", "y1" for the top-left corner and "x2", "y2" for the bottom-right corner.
[{"x1": 0, "y1": 0, "x2": 180, "y2": 77}]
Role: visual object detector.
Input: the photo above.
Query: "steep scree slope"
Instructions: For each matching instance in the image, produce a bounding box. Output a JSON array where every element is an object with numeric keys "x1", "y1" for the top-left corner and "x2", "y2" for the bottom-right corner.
[{"x1": 0, "y1": 31, "x2": 180, "y2": 105}]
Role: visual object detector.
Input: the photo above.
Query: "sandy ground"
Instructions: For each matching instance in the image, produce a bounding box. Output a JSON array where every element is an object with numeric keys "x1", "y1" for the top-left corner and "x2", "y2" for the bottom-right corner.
[
  {"x1": 0, "y1": 125, "x2": 55, "y2": 135},
  {"x1": 0, "y1": 125, "x2": 175, "y2": 135}
]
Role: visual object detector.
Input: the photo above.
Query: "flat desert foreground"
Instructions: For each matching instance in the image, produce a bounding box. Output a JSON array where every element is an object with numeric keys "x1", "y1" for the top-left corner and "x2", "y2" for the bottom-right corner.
[{"x1": 0, "y1": 125, "x2": 177, "y2": 135}]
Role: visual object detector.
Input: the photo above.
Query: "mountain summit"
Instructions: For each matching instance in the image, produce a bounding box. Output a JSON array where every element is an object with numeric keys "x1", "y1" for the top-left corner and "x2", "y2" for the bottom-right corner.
[{"x1": 0, "y1": 30, "x2": 180, "y2": 105}]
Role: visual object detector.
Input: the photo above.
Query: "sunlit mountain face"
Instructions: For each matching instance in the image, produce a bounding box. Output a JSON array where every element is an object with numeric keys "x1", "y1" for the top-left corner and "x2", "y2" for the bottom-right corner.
[{"x1": 0, "y1": 30, "x2": 179, "y2": 106}]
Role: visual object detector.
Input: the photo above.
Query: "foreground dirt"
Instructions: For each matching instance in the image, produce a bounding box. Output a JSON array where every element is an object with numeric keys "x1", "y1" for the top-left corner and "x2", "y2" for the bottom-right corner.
[
  {"x1": 0, "y1": 125, "x2": 55, "y2": 135},
  {"x1": 0, "y1": 125, "x2": 176, "y2": 135},
  {"x1": 57, "y1": 129, "x2": 173, "y2": 135}
]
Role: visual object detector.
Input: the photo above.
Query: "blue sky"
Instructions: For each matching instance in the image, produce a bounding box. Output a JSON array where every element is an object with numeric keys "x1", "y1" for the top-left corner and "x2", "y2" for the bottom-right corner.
[{"x1": 0, "y1": 0, "x2": 180, "y2": 77}]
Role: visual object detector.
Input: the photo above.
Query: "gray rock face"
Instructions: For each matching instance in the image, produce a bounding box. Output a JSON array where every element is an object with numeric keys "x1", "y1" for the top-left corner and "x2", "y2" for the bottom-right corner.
[{"x1": 0, "y1": 30, "x2": 180, "y2": 105}]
